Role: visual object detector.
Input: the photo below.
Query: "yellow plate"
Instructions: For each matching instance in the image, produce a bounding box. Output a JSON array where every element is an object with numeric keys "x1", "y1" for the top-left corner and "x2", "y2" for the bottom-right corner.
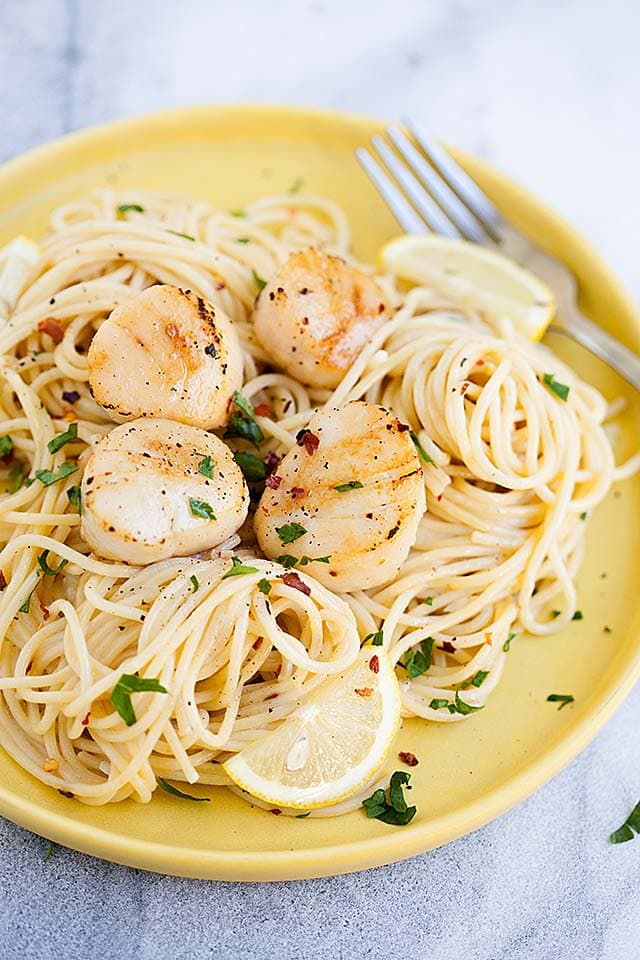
[{"x1": 0, "y1": 105, "x2": 639, "y2": 882}]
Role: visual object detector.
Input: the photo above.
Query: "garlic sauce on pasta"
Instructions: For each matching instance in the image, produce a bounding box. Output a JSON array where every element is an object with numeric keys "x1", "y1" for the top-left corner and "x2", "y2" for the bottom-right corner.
[{"x1": 0, "y1": 189, "x2": 634, "y2": 810}]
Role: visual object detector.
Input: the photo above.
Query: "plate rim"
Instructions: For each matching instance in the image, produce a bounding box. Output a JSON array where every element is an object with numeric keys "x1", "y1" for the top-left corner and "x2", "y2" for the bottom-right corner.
[{"x1": 0, "y1": 102, "x2": 638, "y2": 881}]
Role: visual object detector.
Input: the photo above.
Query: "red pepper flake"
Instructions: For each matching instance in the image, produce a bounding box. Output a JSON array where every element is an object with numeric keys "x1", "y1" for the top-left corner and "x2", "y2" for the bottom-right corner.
[
  {"x1": 398, "y1": 751, "x2": 419, "y2": 767},
  {"x1": 265, "y1": 474, "x2": 282, "y2": 490},
  {"x1": 265, "y1": 451, "x2": 281, "y2": 475},
  {"x1": 252, "y1": 637, "x2": 264, "y2": 651},
  {"x1": 38, "y1": 317, "x2": 65, "y2": 344},
  {"x1": 355, "y1": 687, "x2": 374, "y2": 698},
  {"x1": 476, "y1": 359, "x2": 484, "y2": 367},
  {"x1": 440, "y1": 640, "x2": 456, "y2": 654},
  {"x1": 369, "y1": 655, "x2": 380, "y2": 674},
  {"x1": 215, "y1": 281, "x2": 225, "y2": 291},
  {"x1": 267, "y1": 808, "x2": 282, "y2": 816},
  {"x1": 295, "y1": 429, "x2": 320, "y2": 455},
  {"x1": 58, "y1": 789, "x2": 74, "y2": 799},
  {"x1": 280, "y1": 571, "x2": 311, "y2": 596},
  {"x1": 290, "y1": 486, "x2": 306, "y2": 499},
  {"x1": 39, "y1": 602, "x2": 50, "y2": 621},
  {"x1": 0, "y1": 571, "x2": 6, "y2": 591},
  {"x1": 81, "y1": 712, "x2": 91, "y2": 726},
  {"x1": 459, "y1": 381, "x2": 470, "y2": 396},
  {"x1": 254, "y1": 403, "x2": 270, "y2": 418}
]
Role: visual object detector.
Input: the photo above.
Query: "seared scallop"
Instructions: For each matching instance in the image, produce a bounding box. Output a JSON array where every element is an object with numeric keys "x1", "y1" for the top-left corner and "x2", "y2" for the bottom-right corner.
[
  {"x1": 81, "y1": 418, "x2": 249, "y2": 564},
  {"x1": 252, "y1": 248, "x2": 389, "y2": 389},
  {"x1": 88, "y1": 284, "x2": 242, "y2": 429},
  {"x1": 254, "y1": 401, "x2": 426, "y2": 591}
]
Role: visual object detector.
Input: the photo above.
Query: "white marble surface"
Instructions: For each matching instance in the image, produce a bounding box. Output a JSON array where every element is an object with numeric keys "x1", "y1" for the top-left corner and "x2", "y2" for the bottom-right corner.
[{"x1": 1, "y1": 1, "x2": 639, "y2": 957}]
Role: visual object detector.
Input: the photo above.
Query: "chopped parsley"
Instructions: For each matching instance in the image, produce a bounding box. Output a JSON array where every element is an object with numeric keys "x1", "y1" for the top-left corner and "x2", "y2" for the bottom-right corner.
[
  {"x1": 196, "y1": 455, "x2": 216, "y2": 479},
  {"x1": 43, "y1": 841, "x2": 56, "y2": 862},
  {"x1": 334, "y1": 481, "x2": 364, "y2": 493},
  {"x1": 288, "y1": 177, "x2": 304, "y2": 194},
  {"x1": 543, "y1": 373, "x2": 570, "y2": 402},
  {"x1": 257, "y1": 578, "x2": 272, "y2": 595},
  {"x1": 47, "y1": 421, "x2": 77, "y2": 455},
  {"x1": 546, "y1": 693, "x2": 574, "y2": 710},
  {"x1": 454, "y1": 690, "x2": 484, "y2": 715},
  {"x1": 610, "y1": 800, "x2": 640, "y2": 844},
  {"x1": 363, "y1": 771, "x2": 416, "y2": 826},
  {"x1": 0, "y1": 434, "x2": 13, "y2": 457},
  {"x1": 230, "y1": 391, "x2": 255, "y2": 420},
  {"x1": 403, "y1": 638, "x2": 434, "y2": 679},
  {"x1": 19, "y1": 586, "x2": 37, "y2": 614},
  {"x1": 503, "y1": 632, "x2": 516, "y2": 652},
  {"x1": 117, "y1": 203, "x2": 144, "y2": 216},
  {"x1": 66, "y1": 485, "x2": 82, "y2": 512},
  {"x1": 189, "y1": 575, "x2": 199, "y2": 593},
  {"x1": 410, "y1": 431, "x2": 432, "y2": 464},
  {"x1": 37, "y1": 550, "x2": 68, "y2": 577},
  {"x1": 230, "y1": 209, "x2": 245, "y2": 218},
  {"x1": 225, "y1": 415, "x2": 263, "y2": 447},
  {"x1": 275, "y1": 522, "x2": 307, "y2": 546},
  {"x1": 275, "y1": 553, "x2": 328, "y2": 569},
  {"x1": 34, "y1": 463, "x2": 78, "y2": 487},
  {"x1": 572, "y1": 610, "x2": 583, "y2": 621},
  {"x1": 364, "y1": 631, "x2": 384, "y2": 646},
  {"x1": 551, "y1": 610, "x2": 561, "y2": 619},
  {"x1": 275, "y1": 554, "x2": 298, "y2": 569},
  {"x1": 189, "y1": 498, "x2": 216, "y2": 520},
  {"x1": 579, "y1": 511, "x2": 587, "y2": 521},
  {"x1": 224, "y1": 391, "x2": 264, "y2": 448},
  {"x1": 233, "y1": 450, "x2": 267, "y2": 482},
  {"x1": 429, "y1": 691, "x2": 484, "y2": 715},
  {"x1": 157, "y1": 778, "x2": 210, "y2": 802},
  {"x1": 221, "y1": 556, "x2": 259, "y2": 580},
  {"x1": 252, "y1": 269, "x2": 267, "y2": 292},
  {"x1": 462, "y1": 670, "x2": 489, "y2": 689},
  {"x1": 167, "y1": 229, "x2": 195, "y2": 242},
  {"x1": 8, "y1": 463, "x2": 24, "y2": 493},
  {"x1": 236, "y1": 237, "x2": 251, "y2": 244},
  {"x1": 110, "y1": 673, "x2": 168, "y2": 726},
  {"x1": 429, "y1": 698, "x2": 451, "y2": 710}
]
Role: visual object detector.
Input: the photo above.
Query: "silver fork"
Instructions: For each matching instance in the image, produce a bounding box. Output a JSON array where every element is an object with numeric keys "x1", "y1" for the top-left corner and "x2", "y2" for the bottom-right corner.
[{"x1": 357, "y1": 120, "x2": 640, "y2": 391}]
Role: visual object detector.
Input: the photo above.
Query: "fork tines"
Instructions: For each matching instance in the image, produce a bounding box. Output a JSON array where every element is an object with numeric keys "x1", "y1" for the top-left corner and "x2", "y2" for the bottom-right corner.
[{"x1": 357, "y1": 119, "x2": 504, "y2": 243}]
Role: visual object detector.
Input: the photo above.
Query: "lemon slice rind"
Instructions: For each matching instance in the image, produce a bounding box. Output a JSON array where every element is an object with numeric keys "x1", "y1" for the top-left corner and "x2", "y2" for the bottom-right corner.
[
  {"x1": 223, "y1": 647, "x2": 401, "y2": 809},
  {"x1": 379, "y1": 234, "x2": 555, "y2": 341}
]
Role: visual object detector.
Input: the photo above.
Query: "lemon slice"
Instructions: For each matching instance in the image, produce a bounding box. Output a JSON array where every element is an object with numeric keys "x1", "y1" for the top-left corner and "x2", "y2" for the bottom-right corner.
[
  {"x1": 0, "y1": 236, "x2": 42, "y2": 314},
  {"x1": 379, "y1": 234, "x2": 555, "y2": 341},
  {"x1": 224, "y1": 647, "x2": 401, "y2": 809}
]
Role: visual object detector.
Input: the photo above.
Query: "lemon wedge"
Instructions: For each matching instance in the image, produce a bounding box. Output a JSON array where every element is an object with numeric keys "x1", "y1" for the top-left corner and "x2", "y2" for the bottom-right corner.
[
  {"x1": 0, "y1": 236, "x2": 42, "y2": 315},
  {"x1": 379, "y1": 234, "x2": 555, "y2": 341},
  {"x1": 224, "y1": 647, "x2": 401, "y2": 809}
]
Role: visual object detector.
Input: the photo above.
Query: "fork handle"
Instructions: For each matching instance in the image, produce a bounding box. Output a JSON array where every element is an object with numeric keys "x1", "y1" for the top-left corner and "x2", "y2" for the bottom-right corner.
[{"x1": 552, "y1": 307, "x2": 640, "y2": 391}]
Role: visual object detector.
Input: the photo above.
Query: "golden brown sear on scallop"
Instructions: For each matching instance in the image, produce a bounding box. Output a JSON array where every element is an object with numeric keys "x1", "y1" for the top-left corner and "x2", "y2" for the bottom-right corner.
[
  {"x1": 88, "y1": 284, "x2": 243, "y2": 429},
  {"x1": 252, "y1": 248, "x2": 389, "y2": 389}
]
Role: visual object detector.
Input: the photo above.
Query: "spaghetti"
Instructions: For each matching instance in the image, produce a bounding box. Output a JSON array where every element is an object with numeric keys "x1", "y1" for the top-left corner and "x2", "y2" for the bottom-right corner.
[{"x1": 0, "y1": 189, "x2": 632, "y2": 806}]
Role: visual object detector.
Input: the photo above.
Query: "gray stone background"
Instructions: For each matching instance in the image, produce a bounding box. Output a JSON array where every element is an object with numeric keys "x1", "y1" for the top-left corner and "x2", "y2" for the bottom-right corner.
[{"x1": 0, "y1": 1, "x2": 639, "y2": 957}]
